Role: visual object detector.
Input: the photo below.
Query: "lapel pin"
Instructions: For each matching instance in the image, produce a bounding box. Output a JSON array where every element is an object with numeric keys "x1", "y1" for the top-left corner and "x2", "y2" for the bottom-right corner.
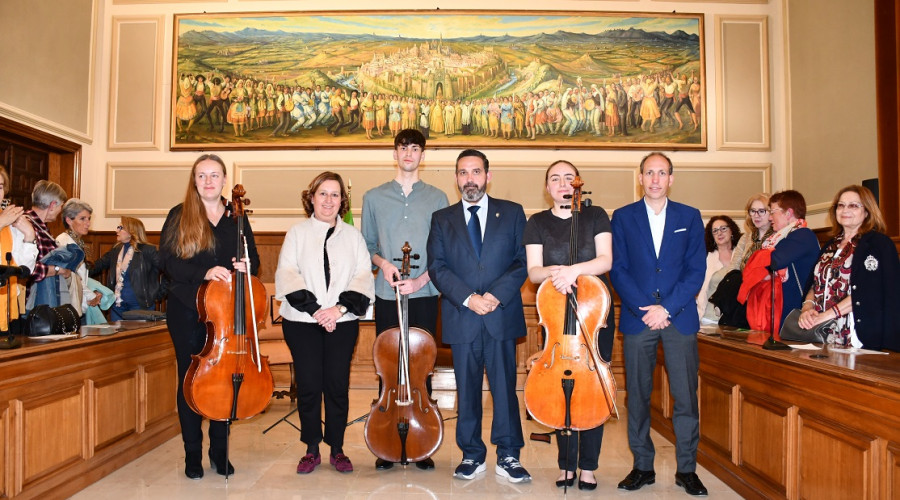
[{"x1": 495, "y1": 212, "x2": 500, "y2": 218}]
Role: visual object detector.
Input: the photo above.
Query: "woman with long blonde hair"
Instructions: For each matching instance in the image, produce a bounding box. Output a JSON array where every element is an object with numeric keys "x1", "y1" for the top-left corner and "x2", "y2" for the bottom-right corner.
[{"x1": 159, "y1": 154, "x2": 260, "y2": 480}]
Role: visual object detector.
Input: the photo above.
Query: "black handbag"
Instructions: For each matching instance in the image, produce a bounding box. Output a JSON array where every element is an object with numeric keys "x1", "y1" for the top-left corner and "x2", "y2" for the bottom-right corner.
[
  {"x1": 779, "y1": 308, "x2": 836, "y2": 343},
  {"x1": 26, "y1": 304, "x2": 81, "y2": 337}
]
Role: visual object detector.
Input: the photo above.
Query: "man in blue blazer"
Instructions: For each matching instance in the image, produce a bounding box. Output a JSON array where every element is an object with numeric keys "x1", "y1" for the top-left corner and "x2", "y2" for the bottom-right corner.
[
  {"x1": 610, "y1": 152, "x2": 708, "y2": 496},
  {"x1": 427, "y1": 149, "x2": 531, "y2": 483}
]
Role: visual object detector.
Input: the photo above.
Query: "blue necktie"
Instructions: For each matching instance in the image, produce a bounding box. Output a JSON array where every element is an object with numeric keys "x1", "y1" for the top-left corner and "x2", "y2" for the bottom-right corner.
[{"x1": 467, "y1": 205, "x2": 482, "y2": 258}]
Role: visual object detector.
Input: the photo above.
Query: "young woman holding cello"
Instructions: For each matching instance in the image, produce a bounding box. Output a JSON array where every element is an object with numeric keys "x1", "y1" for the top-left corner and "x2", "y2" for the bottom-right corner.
[
  {"x1": 275, "y1": 172, "x2": 374, "y2": 474},
  {"x1": 523, "y1": 160, "x2": 615, "y2": 491},
  {"x1": 160, "y1": 154, "x2": 261, "y2": 480}
]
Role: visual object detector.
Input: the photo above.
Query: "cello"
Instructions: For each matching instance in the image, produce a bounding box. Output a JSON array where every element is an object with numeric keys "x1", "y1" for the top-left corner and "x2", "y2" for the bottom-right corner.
[
  {"x1": 365, "y1": 242, "x2": 443, "y2": 465},
  {"x1": 184, "y1": 184, "x2": 274, "y2": 429},
  {"x1": 523, "y1": 177, "x2": 618, "y2": 432}
]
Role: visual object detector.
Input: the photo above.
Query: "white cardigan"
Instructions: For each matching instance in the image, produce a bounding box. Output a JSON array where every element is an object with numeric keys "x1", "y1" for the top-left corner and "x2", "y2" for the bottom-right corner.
[{"x1": 275, "y1": 216, "x2": 374, "y2": 323}]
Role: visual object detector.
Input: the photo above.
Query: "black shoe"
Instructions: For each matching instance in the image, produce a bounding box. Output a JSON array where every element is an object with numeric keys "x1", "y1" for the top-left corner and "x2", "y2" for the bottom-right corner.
[
  {"x1": 578, "y1": 479, "x2": 598, "y2": 491},
  {"x1": 555, "y1": 476, "x2": 575, "y2": 488},
  {"x1": 618, "y1": 468, "x2": 656, "y2": 491},
  {"x1": 185, "y1": 451, "x2": 203, "y2": 480},
  {"x1": 375, "y1": 458, "x2": 394, "y2": 470},
  {"x1": 675, "y1": 472, "x2": 708, "y2": 496},
  {"x1": 415, "y1": 457, "x2": 435, "y2": 470},
  {"x1": 208, "y1": 451, "x2": 235, "y2": 476}
]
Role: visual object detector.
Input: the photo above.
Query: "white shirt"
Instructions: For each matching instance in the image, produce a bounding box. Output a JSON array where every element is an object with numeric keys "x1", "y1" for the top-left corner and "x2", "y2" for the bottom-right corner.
[
  {"x1": 644, "y1": 197, "x2": 668, "y2": 258},
  {"x1": 462, "y1": 195, "x2": 489, "y2": 241}
]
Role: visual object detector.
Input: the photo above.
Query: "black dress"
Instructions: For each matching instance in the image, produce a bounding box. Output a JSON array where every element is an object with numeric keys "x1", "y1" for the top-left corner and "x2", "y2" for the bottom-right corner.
[
  {"x1": 523, "y1": 205, "x2": 616, "y2": 472},
  {"x1": 158, "y1": 202, "x2": 260, "y2": 455}
]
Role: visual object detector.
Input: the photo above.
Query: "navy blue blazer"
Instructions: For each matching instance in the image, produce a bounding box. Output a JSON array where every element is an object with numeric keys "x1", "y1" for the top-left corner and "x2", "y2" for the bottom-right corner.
[
  {"x1": 806, "y1": 231, "x2": 900, "y2": 352},
  {"x1": 610, "y1": 198, "x2": 706, "y2": 335},
  {"x1": 427, "y1": 196, "x2": 528, "y2": 344}
]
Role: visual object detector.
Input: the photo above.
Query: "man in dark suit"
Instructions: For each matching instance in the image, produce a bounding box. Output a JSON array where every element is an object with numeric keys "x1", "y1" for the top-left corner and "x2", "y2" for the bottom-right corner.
[
  {"x1": 610, "y1": 152, "x2": 708, "y2": 497},
  {"x1": 427, "y1": 149, "x2": 530, "y2": 483}
]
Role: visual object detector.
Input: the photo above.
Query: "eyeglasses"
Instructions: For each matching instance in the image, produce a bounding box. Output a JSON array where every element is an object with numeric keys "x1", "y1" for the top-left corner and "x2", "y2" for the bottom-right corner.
[
  {"x1": 835, "y1": 202, "x2": 863, "y2": 211},
  {"x1": 748, "y1": 208, "x2": 768, "y2": 216},
  {"x1": 116, "y1": 225, "x2": 123, "y2": 231},
  {"x1": 711, "y1": 226, "x2": 730, "y2": 235}
]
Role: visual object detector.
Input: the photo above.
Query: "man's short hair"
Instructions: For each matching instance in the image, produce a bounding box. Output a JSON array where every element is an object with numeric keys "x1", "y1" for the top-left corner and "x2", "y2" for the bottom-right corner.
[
  {"x1": 456, "y1": 149, "x2": 489, "y2": 173},
  {"x1": 394, "y1": 128, "x2": 426, "y2": 149},
  {"x1": 31, "y1": 180, "x2": 67, "y2": 209},
  {"x1": 639, "y1": 151, "x2": 674, "y2": 174}
]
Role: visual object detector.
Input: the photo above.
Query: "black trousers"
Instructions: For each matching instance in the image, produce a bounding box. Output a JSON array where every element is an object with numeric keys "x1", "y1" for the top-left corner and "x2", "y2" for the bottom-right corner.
[
  {"x1": 166, "y1": 297, "x2": 228, "y2": 454},
  {"x1": 373, "y1": 295, "x2": 438, "y2": 336},
  {"x1": 555, "y1": 312, "x2": 616, "y2": 471},
  {"x1": 374, "y1": 295, "x2": 438, "y2": 395},
  {"x1": 283, "y1": 319, "x2": 359, "y2": 449}
]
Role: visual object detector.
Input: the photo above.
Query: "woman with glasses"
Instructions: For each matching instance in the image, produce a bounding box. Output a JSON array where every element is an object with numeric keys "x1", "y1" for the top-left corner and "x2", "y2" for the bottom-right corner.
[
  {"x1": 696, "y1": 216, "x2": 741, "y2": 324},
  {"x1": 764, "y1": 190, "x2": 820, "y2": 328},
  {"x1": 90, "y1": 217, "x2": 165, "y2": 320},
  {"x1": 730, "y1": 194, "x2": 774, "y2": 270},
  {"x1": 159, "y1": 154, "x2": 260, "y2": 479},
  {"x1": 797, "y1": 185, "x2": 899, "y2": 351}
]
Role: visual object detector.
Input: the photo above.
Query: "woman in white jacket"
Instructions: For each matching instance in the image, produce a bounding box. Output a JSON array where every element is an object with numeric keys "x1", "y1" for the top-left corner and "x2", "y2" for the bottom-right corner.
[{"x1": 275, "y1": 171, "x2": 374, "y2": 475}]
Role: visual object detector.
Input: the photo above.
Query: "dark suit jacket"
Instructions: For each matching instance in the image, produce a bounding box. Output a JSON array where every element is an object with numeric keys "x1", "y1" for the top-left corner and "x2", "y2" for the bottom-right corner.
[
  {"x1": 427, "y1": 196, "x2": 527, "y2": 344},
  {"x1": 806, "y1": 230, "x2": 900, "y2": 352},
  {"x1": 610, "y1": 198, "x2": 706, "y2": 335}
]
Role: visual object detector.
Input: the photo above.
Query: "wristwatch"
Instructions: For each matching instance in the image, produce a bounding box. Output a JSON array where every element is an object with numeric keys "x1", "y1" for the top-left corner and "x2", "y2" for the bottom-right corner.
[
  {"x1": 53, "y1": 266, "x2": 60, "y2": 274},
  {"x1": 337, "y1": 304, "x2": 348, "y2": 315}
]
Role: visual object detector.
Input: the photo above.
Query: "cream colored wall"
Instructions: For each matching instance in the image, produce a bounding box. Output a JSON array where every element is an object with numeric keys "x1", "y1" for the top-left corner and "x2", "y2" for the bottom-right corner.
[
  {"x1": 0, "y1": 0, "x2": 878, "y2": 232},
  {"x1": 785, "y1": 0, "x2": 877, "y2": 217}
]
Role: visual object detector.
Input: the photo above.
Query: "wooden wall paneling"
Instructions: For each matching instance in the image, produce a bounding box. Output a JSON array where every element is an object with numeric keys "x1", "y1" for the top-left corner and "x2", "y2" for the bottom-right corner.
[
  {"x1": 737, "y1": 389, "x2": 790, "y2": 496},
  {"x1": 108, "y1": 16, "x2": 163, "y2": 150},
  {"x1": 698, "y1": 372, "x2": 734, "y2": 462},
  {"x1": 888, "y1": 441, "x2": 900, "y2": 499},
  {"x1": 796, "y1": 411, "x2": 875, "y2": 499},
  {"x1": 21, "y1": 384, "x2": 85, "y2": 487},
  {"x1": 93, "y1": 370, "x2": 139, "y2": 451},
  {"x1": 874, "y1": 0, "x2": 900, "y2": 237},
  {"x1": 0, "y1": 403, "x2": 6, "y2": 497},
  {"x1": 143, "y1": 358, "x2": 177, "y2": 430},
  {"x1": 715, "y1": 15, "x2": 771, "y2": 150}
]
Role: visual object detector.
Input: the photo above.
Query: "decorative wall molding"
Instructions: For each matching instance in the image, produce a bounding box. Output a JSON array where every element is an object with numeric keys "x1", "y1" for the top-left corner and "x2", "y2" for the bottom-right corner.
[
  {"x1": 108, "y1": 16, "x2": 164, "y2": 151},
  {"x1": 716, "y1": 15, "x2": 771, "y2": 151}
]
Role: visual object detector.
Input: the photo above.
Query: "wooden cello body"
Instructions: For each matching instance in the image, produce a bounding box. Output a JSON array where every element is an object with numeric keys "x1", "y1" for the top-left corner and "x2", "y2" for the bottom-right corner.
[
  {"x1": 523, "y1": 177, "x2": 618, "y2": 431},
  {"x1": 183, "y1": 185, "x2": 274, "y2": 421},
  {"x1": 365, "y1": 243, "x2": 443, "y2": 464}
]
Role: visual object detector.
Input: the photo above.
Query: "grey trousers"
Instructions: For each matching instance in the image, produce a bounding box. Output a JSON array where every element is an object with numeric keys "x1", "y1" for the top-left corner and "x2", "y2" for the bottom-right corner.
[{"x1": 623, "y1": 324, "x2": 699, "y2": 473}]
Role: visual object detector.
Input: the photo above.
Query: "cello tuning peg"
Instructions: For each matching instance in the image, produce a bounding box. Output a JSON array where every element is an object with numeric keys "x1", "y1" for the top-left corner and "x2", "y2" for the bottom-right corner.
[
  {"x1": 582, "y1": 191, "x2": 592, "y2": 195},
  {"x1": 244, "y1": 198, "x2": 251, "y2": 205},
  {"x1": 561, "y1": 204, "x2": 571, "y2": 209},
  {"x1": 411, "y1": 253, "x2": 420, "y2": 260},
  {"x1": 563, "y1": 194, "x2": 572, "y2": 200}
]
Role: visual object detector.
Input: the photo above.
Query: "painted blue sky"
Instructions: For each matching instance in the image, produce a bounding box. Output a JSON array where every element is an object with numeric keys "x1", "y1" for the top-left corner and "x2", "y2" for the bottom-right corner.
[{"x1": 179, "y1": 13, "x2": 700, "y2": 39}]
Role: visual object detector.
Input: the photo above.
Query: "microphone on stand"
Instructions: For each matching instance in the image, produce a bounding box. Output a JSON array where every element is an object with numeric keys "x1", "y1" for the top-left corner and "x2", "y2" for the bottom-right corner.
[
  {"x1": 0, "y1": 252, "x2": 23, "y2": 349},
  {"x1": 762, "y1": 268, "x2": 790, "y2": 351}
]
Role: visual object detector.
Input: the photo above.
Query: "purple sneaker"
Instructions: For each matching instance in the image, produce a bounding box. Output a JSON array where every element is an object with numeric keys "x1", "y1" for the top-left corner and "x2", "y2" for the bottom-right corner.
[
  {"x1": 330, "y1": 453, "x2": 354, "y2": 473},
  {"x1": 296, "y1": 453, "x2": 321, "y2": 474}
]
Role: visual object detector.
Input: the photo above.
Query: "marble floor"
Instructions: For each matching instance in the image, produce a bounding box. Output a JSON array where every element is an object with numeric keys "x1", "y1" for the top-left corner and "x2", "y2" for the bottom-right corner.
[{"x1": 71, "y1": 389, "x2": 741, "y2": 499}]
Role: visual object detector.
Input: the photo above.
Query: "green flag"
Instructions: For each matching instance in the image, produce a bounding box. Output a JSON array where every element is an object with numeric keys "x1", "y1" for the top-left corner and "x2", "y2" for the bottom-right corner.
[{"x1": 343, "y1": 180, "x2": 354, "y2": 226}]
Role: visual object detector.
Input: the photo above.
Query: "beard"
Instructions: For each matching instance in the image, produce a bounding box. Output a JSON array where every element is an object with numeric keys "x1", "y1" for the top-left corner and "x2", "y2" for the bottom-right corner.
[{"x1": 459, "y1": 182, "x2": 486, "y2": 203}]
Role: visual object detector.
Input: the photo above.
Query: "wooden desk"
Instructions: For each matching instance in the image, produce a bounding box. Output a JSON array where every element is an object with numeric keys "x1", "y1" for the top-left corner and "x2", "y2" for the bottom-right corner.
[
  {"x1": 0, "y1": 323, "x2": 179, "y2": 499},
  {"x1": 649, "y1": 329, "x2": 900, "y2": 499}
]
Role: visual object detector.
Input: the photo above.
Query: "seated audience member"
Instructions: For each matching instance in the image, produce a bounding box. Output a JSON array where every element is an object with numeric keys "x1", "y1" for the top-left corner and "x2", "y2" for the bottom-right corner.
[
  {"x1": 91, "y1": 216, "x2": 165, "y2": 320},
  {"x1": 56, "y1": 199, "x2": 100, "y2": 314},
  {"x1": 756, "y1": 190, "x2": 820, "y2": 329},
  {"x1": 0, "y1": 167, "x2": 38, "y2": 329},
  {"x1": 696, "y1": 216, "x2": 741, "y2": 324},
  {"x1": 797, "y1": 185, "x2": 899, "y2": 351},
  {"x1": 25, "y1": 180, "x2": 69, "y2": 307},
  {"x1": 730, "y1": 193, "x2": 774, "y2": 270}
]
